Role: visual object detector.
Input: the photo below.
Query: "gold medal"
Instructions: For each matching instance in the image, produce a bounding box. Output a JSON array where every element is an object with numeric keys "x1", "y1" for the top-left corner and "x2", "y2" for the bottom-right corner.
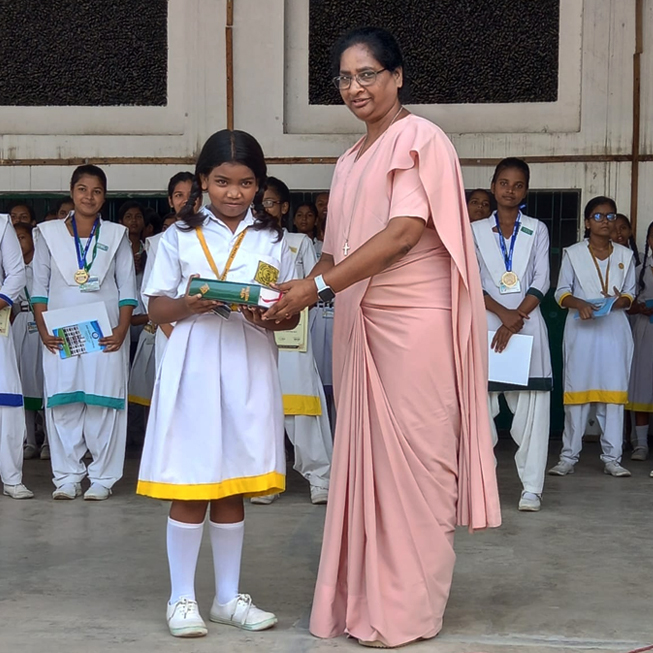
[
  {"x1": 74, "y1": 269, "x2": 89, "y2": 285},
  {"x1": 501, "y1": 271, "x2": 519, "y2": 288}
]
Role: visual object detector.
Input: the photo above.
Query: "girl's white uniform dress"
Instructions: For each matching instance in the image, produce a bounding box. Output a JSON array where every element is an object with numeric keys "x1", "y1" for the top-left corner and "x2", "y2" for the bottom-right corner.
[
  {"x1": 127, "y1": 293, "x2": 156, "y2": 407},
  {"x1": 628, "y1": 261, "x2": 653, "y2": 412},
  {"x1": 32, "y1": 217, "x2": 138, "y2": 489},
  {"x1": 554, "y1": 241, "x2": 636, "y2": 464},
  {"x1": 12, "y1": 262, "x2": 44, "y2": 412},
  {"x1": 472, "y1": 214, "x2": 552, "y2": 495},
  {"x1": 279, "y1": 231, "x2": 332, "y2": 491},
  {"x1": 0, "y1": 214, "x2": 27, "y2": 486},
  {"x1": 137, "y1": 207, "x2": 294, "y2": 501}
]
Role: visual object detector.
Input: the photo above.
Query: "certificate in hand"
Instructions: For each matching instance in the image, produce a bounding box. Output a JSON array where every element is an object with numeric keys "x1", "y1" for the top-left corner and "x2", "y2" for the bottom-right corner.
[
  {"x1": 488, "y1": 332, "x2": 534, "y2": 387},
  {"x1": 274, "y1": 307, "x2": 308, "y2": 353}
]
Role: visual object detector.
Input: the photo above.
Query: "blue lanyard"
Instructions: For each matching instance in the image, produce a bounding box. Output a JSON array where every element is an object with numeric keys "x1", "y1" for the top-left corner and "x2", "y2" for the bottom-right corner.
[
  {"x1": 71, "y1": 214, "x2": 100, "y2": 272},
  {"x1": 494, "y1": 211, "x2": 521, "y2": 272}
]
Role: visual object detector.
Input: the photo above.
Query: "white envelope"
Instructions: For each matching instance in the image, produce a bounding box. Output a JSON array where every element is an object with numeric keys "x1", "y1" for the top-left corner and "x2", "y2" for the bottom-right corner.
[
  {"x1": 488, "y1": 332, "x2": 534, "y2": 386},
  {"x1": 43, "y1": 301, "x2": 113, "y2": 339}
]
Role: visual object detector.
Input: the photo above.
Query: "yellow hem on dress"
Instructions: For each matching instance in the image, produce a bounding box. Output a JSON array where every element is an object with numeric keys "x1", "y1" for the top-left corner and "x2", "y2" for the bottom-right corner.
[
  {"x1": 283, "y1": 394, "x2": 322, "y2": 416},
  {"x1": 564, "y1": 390, "x2": 628, "y2": 405},
  {"x1": 136, "y1": 471, "x2": 285, "y2": 501},
  {"x1": 626, "y1": 401, "x2": 653, "y2": 412},
  {"x1": 128, "y1": 395, "x2": 151, "y2": 407}
]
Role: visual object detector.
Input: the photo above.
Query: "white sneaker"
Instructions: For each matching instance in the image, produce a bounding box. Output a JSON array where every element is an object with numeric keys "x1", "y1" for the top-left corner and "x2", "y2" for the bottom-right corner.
[
  {"x1": 166, "y1": 598, "x2": 207, "y2": 638},
  {"x1": 250, "y1": 494, "x2": 279, "y2": 505},
  {"x1": 631, "y1": 446, "x2": 649, "y2": 461},
  {"x1": 604, "y1": 461, "x2": 631, "y2": 477},
  {"x1": 23, "y1": 444, "x2": 38, "y2": 460},
  {"x1": 40, "y1": 444, "x2": 51, "y2": 460},
  {"x1": 3, "y1": 483, "x2": 34, "y2": 499},
  {"x1": 210, "y1": 593, "x2": 277, "y2": 631},
  {"x1": 52, "y1": 483, "x2": 82, "y2": 500},
  {"x1": 518, "y1": 491, "x2": 541, "y2": 512},
  {"x1": 84, "y1": 483, "x2": 112, "y2": 501},
  {"x1": 310, "y1": 485, "x2": 328, "y2": 504},
  {"x1": 548, "y1": 461, "x2": 575, "y2": 476}
]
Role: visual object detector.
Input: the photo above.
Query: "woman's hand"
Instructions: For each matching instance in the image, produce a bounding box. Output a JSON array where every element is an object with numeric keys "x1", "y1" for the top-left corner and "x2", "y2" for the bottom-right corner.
[
  {"x1": 100, "y1": 326, "x2": 129, "y2": 353},
  {"x1": 263, "y1": 278, "x2": 318, "y2": 323},
  {"x1": 499, "y1": 308, "x2": 527, "y2": 333},
  {"x1": 240, "y1": 306, "x2": 269, "y2": 328},
  {"x1": 576, "y1": 299, "x2": 600, "y2": 320},
  {"x1": 41, "y1": 332, "x2": 65, "y2": 355},
  {"x1": 491, "y1": 325, "x2": 513, "y2": 353},
  {"x1": 636, "y1": 301, "x2": 653, "y2": 317}
]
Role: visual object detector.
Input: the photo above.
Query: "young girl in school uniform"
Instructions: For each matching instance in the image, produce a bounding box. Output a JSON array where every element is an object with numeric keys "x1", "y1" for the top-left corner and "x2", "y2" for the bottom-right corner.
[
  {"x1": 12, "y1": 224, "x2": 48, "y2": 460},
  {"x1": 256, "y1": 177, "x2": 332, "y2": 506},
  {"x1": 549, "y1": 196, "x2": 636, "y2": 477},
  {"x1": 472, "y1": 158, "x2": 552, "y2": 512},
  {"x1": 137, "y1": 130, "x2": 297, "y2": 638},
  {"x1": 32, "y1": 165, "x2": 138, "y2": 500},
  {"x1": 626, "y1": 221, "x2": 653, "y2": 460},
  {"x1": 0, "y1": 213, "x2": 32, "y2": 499}
]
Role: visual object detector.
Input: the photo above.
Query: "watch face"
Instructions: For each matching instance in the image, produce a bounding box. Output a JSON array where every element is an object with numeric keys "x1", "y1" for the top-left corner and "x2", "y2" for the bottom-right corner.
[{"x1": 319, "y1": 287, "x2": 335, "y2": 302}]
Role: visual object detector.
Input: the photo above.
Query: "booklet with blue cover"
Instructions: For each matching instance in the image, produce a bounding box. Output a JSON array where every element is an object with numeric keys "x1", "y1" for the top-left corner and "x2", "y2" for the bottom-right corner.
[
  {"x1": 54, "y1": 320, "x2": 105, "y2": 359},
  {"x1": 573, "y1": 297, "x2": 617, "y2": 319}
]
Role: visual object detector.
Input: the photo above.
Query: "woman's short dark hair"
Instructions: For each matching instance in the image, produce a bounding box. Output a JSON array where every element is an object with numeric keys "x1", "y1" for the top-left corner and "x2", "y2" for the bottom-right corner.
[
  {"x1": 70, "y1": 164, "x2": 107, "y2": 194},
  {"x1": 331, "y1": 27, "x2": 407, "y2": 100},
  {"x1": 167, "y1": 171, "x2": 195, "y2": 199},
  {"x1": 7, "y1": 201, "x2": 36, "y2": 222},
  {"x1": 118, "y1": 200, "x2": 145, "y2": 223},
  {"x1": 583, "y1": 196, "x2": 617, "y2": 221},
  {"x1": 491, "y1": 158, "x2": 531, "y2": 188},
  {"x1": 179, "y1": 130, "x2": 282, "y2": 239},
  {"x1": 54, "y1": 196, "x2": 74, "y2": 212}
]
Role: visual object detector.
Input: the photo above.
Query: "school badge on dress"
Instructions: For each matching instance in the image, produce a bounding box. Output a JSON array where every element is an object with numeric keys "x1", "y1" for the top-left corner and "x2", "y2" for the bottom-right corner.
[{"x1": 255, "y1": 261, "x2": 280, "y2": 286}]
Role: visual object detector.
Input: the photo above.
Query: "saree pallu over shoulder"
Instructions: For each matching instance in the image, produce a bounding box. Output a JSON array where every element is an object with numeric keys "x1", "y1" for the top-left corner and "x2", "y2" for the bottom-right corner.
[{"x1": 329, "y1": 116, "x2": 501, "y2": 532}]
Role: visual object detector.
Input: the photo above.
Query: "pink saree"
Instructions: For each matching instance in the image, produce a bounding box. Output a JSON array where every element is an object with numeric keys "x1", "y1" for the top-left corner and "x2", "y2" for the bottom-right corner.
[{"x1": 309, "y1": 114, "x2": 500, "y2": 647}]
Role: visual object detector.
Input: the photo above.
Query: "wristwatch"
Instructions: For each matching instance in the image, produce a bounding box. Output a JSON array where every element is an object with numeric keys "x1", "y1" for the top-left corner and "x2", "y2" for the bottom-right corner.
[{"x1": 314, "y1": 274, "x2": 335, "y2": 302}]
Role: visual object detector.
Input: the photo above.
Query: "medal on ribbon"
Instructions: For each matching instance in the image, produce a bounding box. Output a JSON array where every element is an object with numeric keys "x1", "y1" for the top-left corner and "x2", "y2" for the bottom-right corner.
[
  {"x1": 71, "y1": 215, "x2": 100, "y2": 285},
  {"x1": 495, "y1": 212, "x2": 521, "y2": 289}
]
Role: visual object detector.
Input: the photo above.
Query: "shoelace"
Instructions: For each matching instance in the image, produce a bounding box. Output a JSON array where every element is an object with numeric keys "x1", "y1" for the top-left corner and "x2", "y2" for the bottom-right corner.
[
  {"x1": 234, "y1": 594, "x2": 252, "y2": 624},
  {"x1": 178, "y1": 599, "x2": 198, "y2": 619}
]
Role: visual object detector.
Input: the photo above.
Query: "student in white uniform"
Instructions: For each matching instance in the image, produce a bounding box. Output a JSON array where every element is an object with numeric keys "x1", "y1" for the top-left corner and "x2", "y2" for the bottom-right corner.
[
  {"x1": 0, "y1": 214, "x2": 32, "y2": 499},
  {"x1": 140, "y1": 172, "x2": 197, "y2": 370},
  {"x1": 137, "y1": 130, "x2": 298, "y2": 639},
  {"x1": 549, "y1": 196, "x2": 636, "y2": 477},
  {"x1": 32, "y1": 164, "x2": 138, "y2": 500},
  {"x1": 626, "y1": 220, "x2": 653, "y2": 460},
  {"x1": 472, "y1": 158, "x2": 552, "y2": 512},
  {"x1": 256, "y1": 177, "x2": 332, "y2": 505},
  {"x1": 12, "y1": 224, "x2": 48, "y2": 460}
]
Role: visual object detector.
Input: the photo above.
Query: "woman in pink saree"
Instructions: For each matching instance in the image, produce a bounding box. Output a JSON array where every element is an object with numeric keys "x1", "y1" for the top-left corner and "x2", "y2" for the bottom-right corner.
[{"x1": 264, "y1": 27, "x2": 501, "y2": 649}]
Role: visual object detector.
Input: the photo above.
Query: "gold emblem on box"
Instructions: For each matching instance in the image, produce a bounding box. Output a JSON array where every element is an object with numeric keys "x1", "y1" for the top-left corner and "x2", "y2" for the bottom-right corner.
[
  {"x1": 240, "y1": 286, "x2": 251, "y2": 302},
  {"x1": 199, "y1": 283, "x2": 210, "y2": 295}
]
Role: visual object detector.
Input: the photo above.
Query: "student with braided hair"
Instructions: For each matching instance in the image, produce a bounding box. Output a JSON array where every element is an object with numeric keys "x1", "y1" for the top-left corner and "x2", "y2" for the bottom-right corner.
[{"x1": 626, "y1": 221, "x2": 653, "y2": 460}]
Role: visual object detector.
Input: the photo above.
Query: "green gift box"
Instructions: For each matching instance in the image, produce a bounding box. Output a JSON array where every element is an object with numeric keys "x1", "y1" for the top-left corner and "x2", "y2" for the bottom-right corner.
[{"x1": 186, "y1": 277, "x2": 281, "y2": 309}]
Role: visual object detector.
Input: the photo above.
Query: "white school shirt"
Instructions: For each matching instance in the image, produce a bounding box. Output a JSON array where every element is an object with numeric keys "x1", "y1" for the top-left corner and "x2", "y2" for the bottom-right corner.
[
  {"x1": 144, "y1": 207, "x2": 294, "y2": 303},
  {"x1": 555, "y1": 240, "x2": 635, "y2": 404},
  {"x1": 472, "y1": 214, "x2": 552, "y2": 389}
]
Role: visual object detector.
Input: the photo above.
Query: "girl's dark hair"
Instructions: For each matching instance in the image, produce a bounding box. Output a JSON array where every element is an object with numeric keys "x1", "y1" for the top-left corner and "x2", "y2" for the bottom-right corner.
[
  {"x1": 293, "y1": 202, "x2": 319, "y2": 238},
  {"x1": 70, "y1": 164, "x2": 107, "y2": 193},
  {"x1": 615, "y1": 213, "x2": 641, "y2": 266},
  {"x1": 7, "y1": 201, "x2": 36, "y2": 222},
  {"x1": 491, "y1": 158, "x2": 530, "y2": 187},
  {"x1": 54, "y1": 196, "x2": 74, "y2": 212},
  {"x1": 179, "y1": 130, "x2": 282, "y2": 240},
  {"x1": 117, "y1": 200, "x2": 145, "y2": 223},
  {"x1": 331, "y1": 27, "x2": 408, "y2": 101},
  {"x1": 638, "y1": 221, "x2": 653, "y2": 293},
  {"x1": 144, "y1": 207, "x2": 162, "y2": 234},
  {"x1": 583, "y1": 196, "x2": 617, "y2": 238},
  {"x1": 167, "y1": 171, "x2": 195, "y2": 199},
  {"x1": 265, "y1": 176, "x2": 291, "y2": 229}
]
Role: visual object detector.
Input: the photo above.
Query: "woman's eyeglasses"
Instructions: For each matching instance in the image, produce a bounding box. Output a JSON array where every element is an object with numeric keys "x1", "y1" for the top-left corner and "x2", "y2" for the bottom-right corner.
[
  {"x1": 332, "y1": 69, "x2": 387, "y2": 90},
  {"x1": 262, "y1": 199, "x2": 282, "y2": 209},
  {"x1": 589, "y1": 212, "x2": 617, "y2": 222}
]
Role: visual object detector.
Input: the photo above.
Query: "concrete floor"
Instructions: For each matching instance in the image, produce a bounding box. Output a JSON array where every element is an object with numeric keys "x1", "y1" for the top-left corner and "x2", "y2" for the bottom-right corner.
[{"x1": 1, "y1": 441, "x2": 652, "y2": 653}]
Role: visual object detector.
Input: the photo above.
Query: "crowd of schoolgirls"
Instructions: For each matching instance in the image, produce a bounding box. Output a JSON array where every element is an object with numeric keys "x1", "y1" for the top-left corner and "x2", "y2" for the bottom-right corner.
[
  {"x1": 469, "y1": 157, "x2": 653, "y2": 514},
  {"x1": 0, "y1": 147, "x2": 333, "y2": 518}
]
